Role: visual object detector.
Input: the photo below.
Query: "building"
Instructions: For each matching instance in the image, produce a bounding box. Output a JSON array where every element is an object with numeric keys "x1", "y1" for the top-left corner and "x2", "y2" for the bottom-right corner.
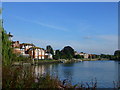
[
  {"x1": 12, "y1": 41, "x2": 20, "y2": 48},
  {"x1": 20, "y1": 43, "x2": 35, "y2": 51},
  {"x1": 7, "y1": 32, "x2": 13, "y2": 41},
  {"x1": 10, "y1": 34, "x2": 53, "y2": 60},
  {"x1": 12, "y1": 42, "x2": 34, "y2": 57},
  {"x1": 13, "y1": 48, "x2": 21, "y2": 54},
  {"x1": 45, "y1": 53, "x2": 53, "y2": 59},
  {"x1": 28, "y1": 47, "x2": 45, "y2": 59},
  {"x1": 75, "y1": 52, "x2": 89, "y2": 59},
  {"x1": 88, "y1": 54, "x2": 97, "y2": 59},
  {"x1": 84, "y1": 53, "x2": 89, "y2": 59}
]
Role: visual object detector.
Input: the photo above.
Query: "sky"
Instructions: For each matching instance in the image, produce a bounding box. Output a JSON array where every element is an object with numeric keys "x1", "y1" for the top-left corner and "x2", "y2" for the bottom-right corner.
[{"x1": 2, "y1": 2, "x2": 118, "y2": 55}]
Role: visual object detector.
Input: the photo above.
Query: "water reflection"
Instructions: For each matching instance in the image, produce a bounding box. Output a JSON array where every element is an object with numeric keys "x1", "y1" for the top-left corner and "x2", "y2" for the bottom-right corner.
[
  {"x1": 118, "y1": 61, "x2": 120, "y2": 81},
  {"x1": 31, "y1": 64, "x2": 60, "y2": 77},
  {"x1": 61, "y1": 63, "x2": 75, "y2": 82},
  {"x1": 27, "y1": 60, "x2": 119, "y2": 88},
  {"x1": 32, "y1": 65, "x2": 46, "y2": 77}
]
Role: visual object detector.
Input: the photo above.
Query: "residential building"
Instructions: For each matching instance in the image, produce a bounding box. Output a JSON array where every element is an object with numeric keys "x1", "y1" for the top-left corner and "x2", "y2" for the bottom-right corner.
[
  {"x1": 28, "y1": 47, "x2": 45, "y2": 59},
  {"x1": 45, "y1": 53, "x2": 53, "y2": 59},
  {"x1": 84, "y1": 53, "x2": 89, "y2": 59},
  {"x1": 20, "y1": 43, "x2": 35, "y2": 51},
  {"x1": 75, "y1": 52, "x2": 89, "y2": 59},
  {"x1": 7, "y1": 32, "x2": 13, "y2": 41},
  {"x1": 12, "y1": 41, "x2": 20, "y2": 48},
  {"x1": 13, "y1": 48, "x2": 21, "y2": 54}
]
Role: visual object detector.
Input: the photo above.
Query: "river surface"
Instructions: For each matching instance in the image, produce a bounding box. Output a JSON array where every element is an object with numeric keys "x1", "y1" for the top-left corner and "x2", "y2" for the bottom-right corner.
[{"x1": 31, "y1": 60, "x2": 120, "y2": 88}]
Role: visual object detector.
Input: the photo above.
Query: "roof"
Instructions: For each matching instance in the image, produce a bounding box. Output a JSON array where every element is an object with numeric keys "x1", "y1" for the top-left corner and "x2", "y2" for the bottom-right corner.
[
  {"x1": 12, "y1": 41, "x2": 19, "y2": 43},
  {"x1": 29, "y1": 47, "x2": 44, "y2": 50},
  {"x1": 7, "y1": 34, "x2": 13, "y2": 37},
  {"x1": 7, "y1": 32, "x2": 13, "y2": 37}
]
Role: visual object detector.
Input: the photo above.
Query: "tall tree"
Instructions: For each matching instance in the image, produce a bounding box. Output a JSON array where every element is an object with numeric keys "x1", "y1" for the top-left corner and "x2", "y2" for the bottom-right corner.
[
  {"x1": 61, "y1": 46, "x2": 75, "y2": 60},
  {"x1": 1, "y1": 24, "x2": 13, "y2": 65},
  {"x1": 46, "y1": 45, "x2": 54, "y2": 55},
  {"x1": 0, "y1": 8, "x2": 14, "y2": 66}
]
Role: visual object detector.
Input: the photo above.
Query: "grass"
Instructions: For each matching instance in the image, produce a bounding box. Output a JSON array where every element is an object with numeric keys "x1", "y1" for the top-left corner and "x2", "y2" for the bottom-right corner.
[{"x1": 37, "y1": 59, "x2": 58, "y2": 62}]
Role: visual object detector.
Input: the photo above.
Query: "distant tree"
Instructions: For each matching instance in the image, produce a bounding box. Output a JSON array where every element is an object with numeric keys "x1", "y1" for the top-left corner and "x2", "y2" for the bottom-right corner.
[
  {"x1": 100, "y1": 54, "x2": 106, "y2": 58},
  {"x1": 46, "y1": 45, "x2": 54, "y2": 55},
  {"x1": 60, "y1": 46, "x2": 75, "y2": 60},
  {"x1": 114, "y1": 50, "x2": 120, "y2": 60},
  {"x1": 74, "y1": 55, "x2": 82, "y2": 59},
  {"x1": 99, "y1": 54, "x2": 115, "y2": 60}
]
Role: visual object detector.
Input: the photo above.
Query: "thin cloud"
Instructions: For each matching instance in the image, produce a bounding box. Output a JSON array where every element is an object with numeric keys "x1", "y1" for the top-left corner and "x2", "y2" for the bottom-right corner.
[
  {"x1": 83, "y1": 36, "x2": 92, "y2": 39},
  {"x1": 13, "y1": 15, "x2": 68, "y2": 32},
  {"x1": 34, "y1": 21, "x2": 68, "y2": 31},
  {"x1": 97, "y1": 35, "x2": 118, "y2": 42}
]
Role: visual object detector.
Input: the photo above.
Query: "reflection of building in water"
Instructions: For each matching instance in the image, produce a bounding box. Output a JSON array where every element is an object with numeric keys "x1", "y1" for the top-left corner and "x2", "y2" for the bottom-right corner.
[
  {"x1": 32, "y1": 64, "x2": 58, "y2": 78},
  {"x1": 34, "y1": 65, "x2": 46, "y2": 77}
]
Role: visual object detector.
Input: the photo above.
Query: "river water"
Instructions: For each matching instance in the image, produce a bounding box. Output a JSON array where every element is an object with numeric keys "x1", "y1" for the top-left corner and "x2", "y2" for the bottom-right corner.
[{"x1": 31, "y1": 60, "x2": 120, "y2": 88}]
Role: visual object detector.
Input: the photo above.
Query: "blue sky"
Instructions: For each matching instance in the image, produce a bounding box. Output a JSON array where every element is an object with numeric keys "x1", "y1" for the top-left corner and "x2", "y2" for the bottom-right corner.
[{"x1": 3, "y1": 2, "x2": 118, "y2": 54}]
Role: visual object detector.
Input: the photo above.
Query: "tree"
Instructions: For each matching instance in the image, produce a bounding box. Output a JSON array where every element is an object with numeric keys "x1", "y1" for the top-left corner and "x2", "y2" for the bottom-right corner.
[
  {"x1": 46, "y1": 45, "x2": 54, "y2": 55},
  {"x1": 53, "y1": 50, "x2": 61, "y2": 60},
  {"x1": 2, "y1": 24, "x2": 14, "y2": 66},
  {"x1": 60, "y1": 46, "x2": 75, "y2": 60},
  {"x1": 74, "y1": 55, "x2": 82, "y2": 59},
  {"x1": 114, "y1": 50, "x2": 120, "y2": 60},
  {"x1": 1, "y1": 8, "x2": 15, "y2": 66}
]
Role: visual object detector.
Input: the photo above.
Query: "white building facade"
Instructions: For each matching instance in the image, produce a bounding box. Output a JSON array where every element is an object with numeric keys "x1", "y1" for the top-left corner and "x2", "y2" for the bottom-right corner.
[{"x1": 28, "y1": 47, "x2": 45, "y2": 59}]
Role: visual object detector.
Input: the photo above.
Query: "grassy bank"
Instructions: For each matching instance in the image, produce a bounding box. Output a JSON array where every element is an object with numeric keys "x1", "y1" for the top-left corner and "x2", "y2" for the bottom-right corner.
[
  {"x1": 33, "y1": 59, "x2": 62, "y2": 65},
  {"x1": 12, "y1": 59, "x2": 62, "y2": 66}
]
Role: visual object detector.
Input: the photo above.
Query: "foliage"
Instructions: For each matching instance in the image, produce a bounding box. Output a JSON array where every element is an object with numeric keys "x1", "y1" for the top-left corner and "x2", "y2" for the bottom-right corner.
[
  {"x1": 114, "y1": 50, "x2": 120, "y2": 60},
  {"x1": 88, "y1": 54, "x2": 99, "y2": 59},
  {"x1": 2, "y1": 27, "x2": 13, "y2": 66},
  {"x1": 1, "y1": 19, "x2": 31, "y2": 66},
  {"x1": 60, "y1": 46, "x2": 75, "y2": 60},
  {"x1": 99, "y1": 54, "x2": 116, "y2": 60},
  {"x1": 46, "y1": 45, "x2": 54, "y2": 55},
  {"x1": 53, "y1": 50, "x2": 61, "y2": 60},
  {"x1": 74, "y1": 55, "x2": 83, "y2": 59}
]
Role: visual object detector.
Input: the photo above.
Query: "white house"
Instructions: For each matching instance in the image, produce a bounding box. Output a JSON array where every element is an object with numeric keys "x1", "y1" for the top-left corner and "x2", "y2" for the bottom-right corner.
[
  {"x1": 45, "y1": 53, "x2": 53, "y2": 59},
  {"x1": 7, "y1": 32, "x2": 13, "y2": 41},
  {"x1": 75, "y1": 52, "x2": 89, "y2": 59},
  {"x1": 28, "y1": 47, "x2": 45, "y2": 59},
  {"x1": 84, "y1": 53, "x2": 89, "y2": 59}
]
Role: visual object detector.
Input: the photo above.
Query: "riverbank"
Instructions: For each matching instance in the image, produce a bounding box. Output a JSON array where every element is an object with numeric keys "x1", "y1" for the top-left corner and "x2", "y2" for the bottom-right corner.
[
  {"x1": 12, "y1": 58, "x2": 110, "y2": 66},
  {"x1": 12, "y1": 59, "x2": 62, "y2": 66},
  {"x1": 33, "y1": 59, "x2": 62, "y2": 65},
  {"x1": 82, "y1": 58, "x2": 109, "y2": 61}
]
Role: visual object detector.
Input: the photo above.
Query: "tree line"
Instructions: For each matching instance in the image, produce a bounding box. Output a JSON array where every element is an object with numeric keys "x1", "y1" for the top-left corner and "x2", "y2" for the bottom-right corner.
[{"x1": 46, "y1": 45, "x2": 120, "y2": 61}]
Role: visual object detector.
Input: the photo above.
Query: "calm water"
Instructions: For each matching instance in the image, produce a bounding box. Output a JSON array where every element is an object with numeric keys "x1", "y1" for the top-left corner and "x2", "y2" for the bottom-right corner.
[{"x1": 31, "y1": 60, "x2": 120, "y2": 88}]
